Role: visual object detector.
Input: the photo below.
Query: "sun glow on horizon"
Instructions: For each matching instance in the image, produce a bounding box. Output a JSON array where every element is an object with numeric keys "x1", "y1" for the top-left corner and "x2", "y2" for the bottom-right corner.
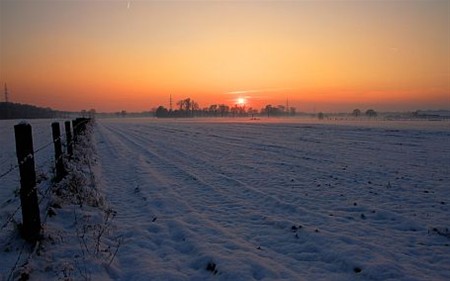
[{"x1": 237, "y1": 97, "x2": 246, "y2": 106}]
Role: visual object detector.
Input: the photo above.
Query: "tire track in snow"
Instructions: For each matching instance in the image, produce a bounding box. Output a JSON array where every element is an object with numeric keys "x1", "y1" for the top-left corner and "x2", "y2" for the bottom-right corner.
[
  {"x1": 104, "y1": 122, "x2": 320, "y2": 223},
  {"x1": 97, "y1": 122, "x2": 363, "y2": 279},
  {"x1": 96, "y1": 122, "x2": 305, "y2": 279},
  {"x1": 97, "y1": 121, "x2": 381, "y2": 279}
]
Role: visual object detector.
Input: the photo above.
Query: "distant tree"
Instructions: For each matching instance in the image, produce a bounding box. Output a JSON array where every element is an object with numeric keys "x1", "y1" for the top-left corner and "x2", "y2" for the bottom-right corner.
[
  {"x1": 191, "y1": 100, "x2": 199, "y2": 116},
  {"x1": 352, "y1": 109, "x2": 361, "y2": 117},
  {"x1": 318, "y1": 112, "x2": 325, "y2": 120},
  {"x1": 289, "y1": 107, "x2": 296, "y2": 116},
  {"x1": 230, "y1": 104, "x2": 246, "y2": 117},
  {"x1": 121, "y1": 110, "x2": 127, "y2": 117},
  {"x1": 230, "y1": 105, "x2": 238, "y2": 117},
  {"x1": 155, "y1": 106, "x2": 169, "y2": 118},
  {"x1": 209, "y1": 104, "x2": 218, "y2": 117},
  {"x1": 263, "y1": 105, "x2": 273, "y2": 117},
  {"x1": 88, "y1": 108, "x2": 96, "y2": 118},
  {"x1": 273, "y1": 105, "x2": 286, "y2": 116},
  {"x1": 176, "y1": 97, "x2": 199, "y2": 117},
  {"x1": 176, "y1": 99, "x2": 185, "y2": 111},
  {"x1": 247, "y1": 107, "x2": 258, "y2": 118},
  {"x1": 218, "y1": 104, "x2": 229, "y2": 117},
  {"x1": 365, "y1": 109, "x2": 377, "y2": 118}
]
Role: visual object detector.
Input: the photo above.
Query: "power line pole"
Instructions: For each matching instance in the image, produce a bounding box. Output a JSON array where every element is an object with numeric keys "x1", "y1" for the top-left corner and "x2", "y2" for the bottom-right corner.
[
  {"x1": 4, "y1": 83, "x2": 9, "y2": 103},
  {"x1": 169, "y1": 93, "x2": 173, "y2": 111},
  {"x1": 286, "y1": 98, "x2": 289, "y2": 116}
]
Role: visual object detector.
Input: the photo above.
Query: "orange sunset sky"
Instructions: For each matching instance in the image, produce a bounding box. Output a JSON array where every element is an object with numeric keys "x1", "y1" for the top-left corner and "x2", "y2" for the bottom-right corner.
[{"x1": 1, "y1": 0, "x2": 449, "y2": 113}]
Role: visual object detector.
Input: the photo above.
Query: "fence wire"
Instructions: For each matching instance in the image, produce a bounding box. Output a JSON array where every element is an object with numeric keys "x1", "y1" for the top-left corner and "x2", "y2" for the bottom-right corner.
[
  {"x1": 0, "y1": 130, "x2": 67, "y2": 182},
  {"x1": 0, "y1": 164, "x2": 20, "y2": 180}
]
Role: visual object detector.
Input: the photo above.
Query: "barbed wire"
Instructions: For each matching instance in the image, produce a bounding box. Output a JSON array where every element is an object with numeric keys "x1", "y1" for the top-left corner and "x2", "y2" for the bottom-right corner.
[
  {"x1": 0, "y1": 183, "x2": 45, "y2": 231},
  {"x1": 1, "y1": 185, "x2": 50, "y2": 281},
  {"x1": 0, "y1": 204, "x2": 22, "y2": 231},
  {"x1": 0, "y1": 164, "x2": 20, "y2": 180},
  {"x1": 0, "y1": 152, "x2": 61, "y2": 231},
  {"x1": 0, "y1": 130, "x2": 67, "y2": 181},
  {"x1": 6, "y1": 240, "x2": 28, "y2": 281},
  {"x1": 0, "y1": 182, "x2": 53, "y2": 235}
]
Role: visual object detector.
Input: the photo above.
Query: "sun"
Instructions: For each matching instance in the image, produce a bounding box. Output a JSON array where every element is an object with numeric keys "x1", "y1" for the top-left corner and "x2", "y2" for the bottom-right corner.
[{"x1": 237, "y1": 97, "x2": 246, "y2": 106}]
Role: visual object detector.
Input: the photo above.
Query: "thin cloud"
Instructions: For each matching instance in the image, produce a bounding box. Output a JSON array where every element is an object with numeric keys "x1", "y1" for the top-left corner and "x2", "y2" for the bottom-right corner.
[{"x1": 226, "y1": 88, "x2": 294, "y2": 95}]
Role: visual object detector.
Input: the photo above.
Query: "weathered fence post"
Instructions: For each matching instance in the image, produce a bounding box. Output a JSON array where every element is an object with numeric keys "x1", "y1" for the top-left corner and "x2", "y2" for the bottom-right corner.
[
  {"x1": 52, "y1": 122, "x2": 66, "y2": 181},
  {"x1": 64, "y1": 121, "x2": 73, "y2": 158},
  {"x1": 14, "y1": 123, "x2": 41, "y2": 242}
]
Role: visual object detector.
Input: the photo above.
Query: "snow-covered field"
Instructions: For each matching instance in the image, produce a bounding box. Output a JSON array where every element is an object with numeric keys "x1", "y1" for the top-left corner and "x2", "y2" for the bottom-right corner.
[{"x1": 1, "y1": 117, "x2": 450, "y2": 280}]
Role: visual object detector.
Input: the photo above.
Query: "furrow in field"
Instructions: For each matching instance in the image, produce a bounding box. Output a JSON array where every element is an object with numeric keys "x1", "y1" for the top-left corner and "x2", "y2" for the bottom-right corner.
[{"x1": 96, "y1": 122, "x2": 307, "y2": 279}]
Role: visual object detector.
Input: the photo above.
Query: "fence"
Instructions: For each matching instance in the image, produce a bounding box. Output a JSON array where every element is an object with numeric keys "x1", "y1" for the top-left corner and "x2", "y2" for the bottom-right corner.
[
  {"x1": 0, "y1": 118, "x2": 93, "y2": 280},
  {"x1": 0, "y1": 117, "x2": 92, "y2": 242}
]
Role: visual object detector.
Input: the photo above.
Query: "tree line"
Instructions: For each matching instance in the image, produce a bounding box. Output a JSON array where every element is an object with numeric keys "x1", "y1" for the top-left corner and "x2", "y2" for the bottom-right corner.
[
  {"x1": 155, "y1": 98, "x2": 296, "y2": 118},
  {"x1": 0, "y1": 102, "x2": 56, "y2": 119},
  {"x1": 317, "y1": 108, "x2": 378, "y2": 120}
]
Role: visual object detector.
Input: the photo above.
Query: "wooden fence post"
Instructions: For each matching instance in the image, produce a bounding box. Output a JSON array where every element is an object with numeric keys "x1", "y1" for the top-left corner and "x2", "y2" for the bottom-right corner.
[
  {"x1": 14, "y1": 123, "x2": 41, "y2": 242},
  {"x1": 64, "y1": 121, "x2": 73, "y2": 158},
  {"x1": 52, "y1": 122, "x2": 66, "y2": 181}
]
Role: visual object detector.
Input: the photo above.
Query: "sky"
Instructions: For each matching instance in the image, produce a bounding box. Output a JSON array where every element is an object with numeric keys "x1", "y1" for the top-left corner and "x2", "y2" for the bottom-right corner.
[{"x1": 0, "y1": 0, "x2": 449, "y2": 113}]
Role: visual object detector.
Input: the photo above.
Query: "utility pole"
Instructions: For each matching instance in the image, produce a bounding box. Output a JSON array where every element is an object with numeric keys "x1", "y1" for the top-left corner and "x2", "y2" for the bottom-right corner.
[
  {"x1": 286, "y1": 98, "x2": 289, "y2": 116},
  {"x1": 4, "y1": 83, "x2": 9, "y2": 103},
  {"x1": 169, "y1": 93, "x2": 173, "y2": 111}
]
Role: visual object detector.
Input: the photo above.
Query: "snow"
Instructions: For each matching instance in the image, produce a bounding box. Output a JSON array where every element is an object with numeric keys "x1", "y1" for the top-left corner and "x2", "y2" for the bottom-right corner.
[{"x1": 1, "y1": 117, "x2": 450, "y2": 280}]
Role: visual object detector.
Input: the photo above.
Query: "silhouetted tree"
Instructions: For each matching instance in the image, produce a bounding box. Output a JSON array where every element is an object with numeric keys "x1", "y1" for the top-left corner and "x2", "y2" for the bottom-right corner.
[
  {"x1": 262, "y1": 105, "x2": 273, "y2": 117},
  {"x1": 318, "y1": 112, "x2": 325, "y2": 120},
  {"x1": 247, "y1": 107, "x2": 258, "y2": 118},
  {"x1": 218, "y1": 104, "x2": 229, "y2": 117},
  {"x1": 352, "y1": 109, "x2": 361, "y2": 117},
  {"x1": 209, "y1": 104, "x2": 218, "y2": 117},
  {"x1": 191, "y1": 100, "x2": 199, "y2": 117},
  {"x1": 365, "y1": 109, "x2": 377, "y2": 118},
  {"x1": 289, "y1": 107, "x2": 296, "y2": 116},
  {"x1": 176, "y1": 97, "x2": 199, "y2": 117},
  {"x1": 88, "y1": 109, "x2": 96, "y2": 118},
  {"x1": 262, "y1": 105, "x2": 290, "y2": 117},
  {"x1": 155, "y1": 106, "x2": 169, "y2": 118},
  {"x1": 176, "y1": 99, "x2": 185, "y2": 111},
  {"x1": 230, "y1": 104, "x2": 247, "y2": 117}
]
